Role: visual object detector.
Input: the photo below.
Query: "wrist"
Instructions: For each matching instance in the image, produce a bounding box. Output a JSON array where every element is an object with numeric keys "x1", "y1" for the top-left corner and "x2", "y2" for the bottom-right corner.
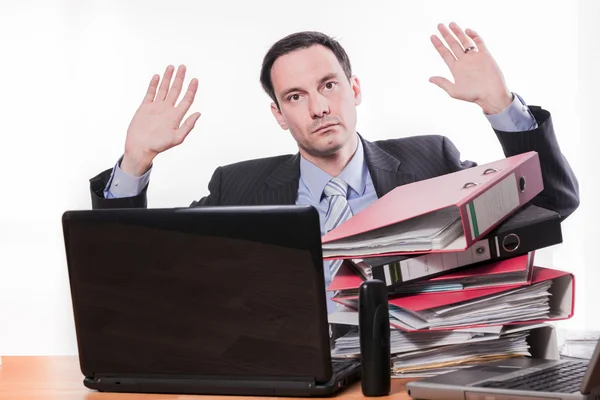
[
  {"x1": 121, "y1": 150, "x2": 154, "y2": 177},
  {"x1": 478, "y1": 91, "x2": 513, "y2": 115}
]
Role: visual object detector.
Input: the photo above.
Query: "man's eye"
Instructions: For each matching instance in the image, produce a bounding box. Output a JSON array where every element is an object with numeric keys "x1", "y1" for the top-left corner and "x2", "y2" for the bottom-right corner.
[
  {"x1": 325, "y1": 82, "x2": 336, "y2": 90},
  {"x1": 288, "y1": 94, "x2": 300, "y2": 101}
]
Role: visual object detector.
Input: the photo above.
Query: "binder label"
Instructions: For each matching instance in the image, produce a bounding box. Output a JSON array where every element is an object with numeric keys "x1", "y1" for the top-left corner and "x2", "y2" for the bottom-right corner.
[
  {"x1": 468, "y1": 203, "x2": 479, "y2": 238},
  {"x1": 468, "y1": 173, "x2": 520, "y2": 240}
]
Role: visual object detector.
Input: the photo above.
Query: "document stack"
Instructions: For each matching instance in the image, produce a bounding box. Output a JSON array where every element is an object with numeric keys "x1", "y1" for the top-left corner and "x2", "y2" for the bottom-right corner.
[
  {"x1": 559, "y1": 330, "x2": 600, "y2": 360},
  {"x1": 323, "y1": 152, "x2": 575, "y2": 377}
]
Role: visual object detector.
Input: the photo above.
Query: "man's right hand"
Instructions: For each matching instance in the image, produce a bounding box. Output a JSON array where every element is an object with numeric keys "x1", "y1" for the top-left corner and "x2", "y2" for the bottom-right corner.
[{"x1": 121, "y1": 65, "x2": 200, "y2": 177}]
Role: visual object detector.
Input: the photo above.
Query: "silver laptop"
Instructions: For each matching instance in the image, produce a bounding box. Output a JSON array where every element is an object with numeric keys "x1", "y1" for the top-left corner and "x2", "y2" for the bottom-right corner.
[{"x1": 406, "y1": 335, "x2": 600, "y2": 400}]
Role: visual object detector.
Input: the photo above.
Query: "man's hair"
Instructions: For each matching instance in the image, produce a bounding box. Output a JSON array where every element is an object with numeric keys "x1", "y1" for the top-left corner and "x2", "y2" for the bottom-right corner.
[{"x1": 260, "y1": 31, "x2": 352, "y2": 108}]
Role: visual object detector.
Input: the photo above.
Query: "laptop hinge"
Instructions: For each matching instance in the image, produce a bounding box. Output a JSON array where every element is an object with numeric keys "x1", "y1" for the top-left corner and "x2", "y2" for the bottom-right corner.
[
  {"x1": 91, "y1": 375, "x2": 321, "y2": 395},
  {"x1": 93, "y1": 373, "x2": 317, "y2": 387}
]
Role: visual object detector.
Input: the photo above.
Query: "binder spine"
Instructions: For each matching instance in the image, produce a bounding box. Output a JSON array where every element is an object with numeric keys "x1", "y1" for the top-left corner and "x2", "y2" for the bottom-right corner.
[
  {"x1": 496, "y1": 217, "x2": 562, "y2": 259},
  {"x1": 461, "y1": 154, "x2": 543, "y2": 246},
  {"x1": 459, "y1": 204, "x2": 475, "y2": 248},
  {"x1": 465, "y1": 172, "x2": 521, "y2": 241},
  {"x1": 372, "y1": 262, "x2": 403, "y2": 286}
]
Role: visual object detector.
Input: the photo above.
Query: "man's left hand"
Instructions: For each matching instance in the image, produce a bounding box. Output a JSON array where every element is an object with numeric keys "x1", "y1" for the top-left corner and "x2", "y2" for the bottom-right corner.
[{"x1": 429, "y1": 22, "x2": 513, "y2": 115}]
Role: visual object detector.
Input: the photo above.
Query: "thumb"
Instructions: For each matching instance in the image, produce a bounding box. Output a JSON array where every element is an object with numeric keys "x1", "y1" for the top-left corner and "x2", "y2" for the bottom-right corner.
[
  {"x1": 175, "y1": 112, "x2": 201, "y2": 144},
  {"x1": 429, "y1": 76, "x2": 454, "y2": 95}
]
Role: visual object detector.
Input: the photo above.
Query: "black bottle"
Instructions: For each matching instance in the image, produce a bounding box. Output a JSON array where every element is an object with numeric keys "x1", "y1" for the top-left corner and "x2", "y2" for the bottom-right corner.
[{"x1": 359, "y1": 279, "x2": 391, "y2": 396}]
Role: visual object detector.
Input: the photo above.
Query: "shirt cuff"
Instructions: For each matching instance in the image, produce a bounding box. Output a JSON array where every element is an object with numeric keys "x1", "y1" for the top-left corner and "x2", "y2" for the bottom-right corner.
[
  {"x1": 484, "y1": 92, "x2": 539, "y2": 132},
  {"x1": 103, "y1": 156, "x2": 152, "y2": 198}
]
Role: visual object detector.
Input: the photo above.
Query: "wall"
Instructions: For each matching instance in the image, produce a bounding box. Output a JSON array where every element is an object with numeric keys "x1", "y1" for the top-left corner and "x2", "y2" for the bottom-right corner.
[{"x1": 0, "y1": 0, "x2": 590, "y2": 355}]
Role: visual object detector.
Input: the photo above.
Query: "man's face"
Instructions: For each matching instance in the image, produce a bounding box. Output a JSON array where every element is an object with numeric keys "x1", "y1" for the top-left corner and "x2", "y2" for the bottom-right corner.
[{"x1": 270, "y1": 45, "x2": 362, "y2": 158}]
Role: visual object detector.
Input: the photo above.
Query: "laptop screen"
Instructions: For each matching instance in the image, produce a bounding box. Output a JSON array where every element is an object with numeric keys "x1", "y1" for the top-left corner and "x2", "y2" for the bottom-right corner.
[
  {"x1": 581, "y1": 334, "x2": 600, "y2": 394},
  {"x1": 62, "y1": 206, "x2": 332, "y2": 383}
]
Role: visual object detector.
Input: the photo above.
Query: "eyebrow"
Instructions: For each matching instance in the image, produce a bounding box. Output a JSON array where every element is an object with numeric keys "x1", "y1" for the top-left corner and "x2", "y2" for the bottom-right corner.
[{"x1": 279, "y1": 73, "x2": 340, "y2": 99}]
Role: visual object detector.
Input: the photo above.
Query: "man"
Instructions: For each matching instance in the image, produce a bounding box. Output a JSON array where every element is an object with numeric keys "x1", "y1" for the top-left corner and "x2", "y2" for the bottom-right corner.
[{"x1": 90, "y1": 23, "x2": 579, "y2": 312}]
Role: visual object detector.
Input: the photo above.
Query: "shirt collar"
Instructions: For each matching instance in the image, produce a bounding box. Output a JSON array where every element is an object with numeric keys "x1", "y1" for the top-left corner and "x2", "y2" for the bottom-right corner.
[{"x1": 299, "y1": 137, "x2": 368, "y2": 201}]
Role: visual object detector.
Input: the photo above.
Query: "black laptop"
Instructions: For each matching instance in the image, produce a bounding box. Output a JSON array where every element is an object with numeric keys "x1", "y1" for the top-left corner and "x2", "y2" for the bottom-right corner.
[{"x1": 61, "y1": 205, "x2": 361, "y2": 397}]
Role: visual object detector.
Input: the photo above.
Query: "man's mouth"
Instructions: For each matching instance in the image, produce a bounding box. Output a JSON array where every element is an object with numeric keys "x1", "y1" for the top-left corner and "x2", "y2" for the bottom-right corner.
[{"x1": 313, "y1": 123, "x2": 338, "y2": 133}]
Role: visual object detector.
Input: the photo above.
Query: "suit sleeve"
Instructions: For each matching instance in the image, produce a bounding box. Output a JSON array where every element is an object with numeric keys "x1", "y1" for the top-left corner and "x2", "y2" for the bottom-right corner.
[
  {"x1": 442, "y1": 106, "x2": 580, "y2": 221},
  {"x1": 90, "y1": 168, "x2": 149, "y2": 209},
  {"x1": 89, "y1": 165, "x2": 224, "y2": 209},
  {"x1": 494, "y1": 106, "x2": 579, "y2": 220}
]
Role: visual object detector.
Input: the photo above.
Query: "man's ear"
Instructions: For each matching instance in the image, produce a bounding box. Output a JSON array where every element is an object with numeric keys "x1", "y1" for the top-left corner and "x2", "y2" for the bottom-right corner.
[
  {"x1": 270, "y1": 102, "x2": 288, "y2": 130},
  {"x1": 350, "y1": 75, "x2": 362, "y2": 106}
]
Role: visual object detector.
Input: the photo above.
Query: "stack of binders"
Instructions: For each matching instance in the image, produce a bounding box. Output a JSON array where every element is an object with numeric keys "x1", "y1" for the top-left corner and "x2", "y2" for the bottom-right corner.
[{"x1": 322, "y1": 151, "x2": 575, "y2": 377}]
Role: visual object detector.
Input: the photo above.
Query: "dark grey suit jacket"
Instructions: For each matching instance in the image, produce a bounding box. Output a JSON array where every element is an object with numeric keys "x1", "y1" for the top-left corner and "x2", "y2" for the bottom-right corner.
[{"x1": 90, "y1": 107, "x2": 580, "y2": 220}]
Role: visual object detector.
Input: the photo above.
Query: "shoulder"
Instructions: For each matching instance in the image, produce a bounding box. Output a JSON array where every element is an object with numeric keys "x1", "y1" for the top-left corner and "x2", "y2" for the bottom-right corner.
[
  {"x1": 215, "y1": 153, "x2": 296, "y2": 183},
  {"x1": 368, "y1": 134, "x2": 451, "y2": 158},
  {"x1": 364, "y1": 134, "x2": 466, "y2": 179}
]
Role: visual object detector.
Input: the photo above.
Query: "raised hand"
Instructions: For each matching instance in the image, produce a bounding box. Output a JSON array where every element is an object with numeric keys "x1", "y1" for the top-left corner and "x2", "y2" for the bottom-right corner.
[
  {"x1": 121, "y1": 65, "x2": 201, "y2": 176},
  {"x1": 429, "y1": 22, "x2": 513, "y2": 115}
]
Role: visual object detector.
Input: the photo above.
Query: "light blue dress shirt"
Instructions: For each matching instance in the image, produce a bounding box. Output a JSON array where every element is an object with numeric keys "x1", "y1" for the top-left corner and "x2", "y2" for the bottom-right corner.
[
  {"x1": 297, "y1": 138, "x2": 378, "y2": 312},
  {"x1": 103, "y1": 94, "x2": 538, "y2": 313}
]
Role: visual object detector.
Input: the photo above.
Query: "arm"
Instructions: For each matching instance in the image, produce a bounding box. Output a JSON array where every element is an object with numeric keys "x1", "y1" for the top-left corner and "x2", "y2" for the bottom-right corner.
[
  {"x1": 89, "y1": 64, "x2": 201, "y2": 209},
  {"x1": 89, "y1": 157, "x2": 151, "y2": 209},
  {"x1": 442, "y1": 106, "x2": 580, "y2": 221},
  {"x1": 431, "y1": 23, "x2": 579, "y2": 220},
  {"x1": 90, "y1": 158, "x2": 223, "y2": 209},
  {"x1": 485, "y1": 93, "x2": 537, "y2": 132},
  {"x1": 493, "y1": 106, "x2": 579, "y2": 220},
  {"x1": 485, "y1": 95, "x2": 579, "y2": 219}
]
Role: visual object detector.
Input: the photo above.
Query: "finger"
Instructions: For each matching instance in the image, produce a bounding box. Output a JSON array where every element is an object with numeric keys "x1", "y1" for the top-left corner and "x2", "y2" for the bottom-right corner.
[
  {"x1": 175, "y1": 78, "x2": 199, "y2": 119},
  {"x1": 166, "y1": 65, "x2": 187, "y2": 106},
  {"x1": 156, "y1": 65, "x2": 175, "y2": 102},
  {"x1": 175, "y1": 112, "x2": 201, "y2": 144},
  {"x1": 429, "y1": 76, "x2": 454, "y2": 96},
  {"x1": 430, "y1": 35, "x2": 456, "y2": 68},
  {"x1": 449, "y1": 22, "x2": 476, "y2": 53},
  {"x1": 437, "y1": 23, "x2": 465, "y2": 59},
  {"x1": 465, "y1": 28, "x2": 488, "y2": 53},
  {"x1": 142, "y1": 74, "x2": 160, "y2": 104}
]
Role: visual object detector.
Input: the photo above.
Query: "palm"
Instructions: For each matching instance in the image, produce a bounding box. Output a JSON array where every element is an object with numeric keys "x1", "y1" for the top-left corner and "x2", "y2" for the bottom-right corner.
[
  {"x1": 125, "y1": 65, "x2": 201, "y2": 160},
  {"x1": 447, "y1": 55, "x2": 501, "y2": 102},
  {"x1": 127, "y1": 102, "x2": 188, "y2": 154}
]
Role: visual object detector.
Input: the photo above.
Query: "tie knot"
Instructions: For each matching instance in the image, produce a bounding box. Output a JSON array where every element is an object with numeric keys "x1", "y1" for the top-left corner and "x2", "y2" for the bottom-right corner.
[{"x1": 323, "y1": 177, "x2": 349, "y2": 198}]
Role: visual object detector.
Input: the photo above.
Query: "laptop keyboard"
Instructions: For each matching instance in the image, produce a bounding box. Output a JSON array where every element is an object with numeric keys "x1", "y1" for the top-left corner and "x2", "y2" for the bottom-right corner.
[{"x1": 476, "y1": 361, "x2": 588, "y2": 393}]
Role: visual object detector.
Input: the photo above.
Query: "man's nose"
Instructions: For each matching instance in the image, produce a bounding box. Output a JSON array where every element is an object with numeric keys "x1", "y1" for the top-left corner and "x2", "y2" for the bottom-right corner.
[{"x1": 310, "y1": 94, "x2": 330, "y2": 119}]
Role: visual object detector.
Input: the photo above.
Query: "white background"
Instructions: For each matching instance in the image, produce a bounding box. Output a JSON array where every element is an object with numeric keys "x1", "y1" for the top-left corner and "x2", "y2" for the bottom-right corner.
[{"x1": 0, "y1": 0, "x2": 597, "y2": 355}]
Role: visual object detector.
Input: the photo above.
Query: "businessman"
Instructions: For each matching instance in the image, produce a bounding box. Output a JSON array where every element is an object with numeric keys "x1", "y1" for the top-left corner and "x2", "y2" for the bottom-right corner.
[{"x1": 90, "y1": 23, "x2": 579, "y2": 312}]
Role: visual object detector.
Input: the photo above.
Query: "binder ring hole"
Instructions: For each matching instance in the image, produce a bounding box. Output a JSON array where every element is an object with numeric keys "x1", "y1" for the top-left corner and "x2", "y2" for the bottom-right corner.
[
  {"x1": 502, "y1": 233, "x2": 520, "y2": 252},
  {"x1": 519, "y1": 176, "x2": 527, "y2": 192},
  {"x1": 463, "y1": 182, "x2": 478, "y2": 189},
  {"x1": 482, "y1": 168, "x2": 498, "y2": 175}
]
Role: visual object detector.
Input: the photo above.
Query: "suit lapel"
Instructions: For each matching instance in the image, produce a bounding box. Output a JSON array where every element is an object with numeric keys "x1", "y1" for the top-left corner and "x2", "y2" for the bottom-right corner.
[
  {"x1": 252, "y1": 153, "x2": 301, "y2": 205},
  {"x1": 361, "y1": 135, "x2": 416, "y2": 198},
  {"x1": 249, "y1": 135, "x2": 414, "y2": 204}
]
